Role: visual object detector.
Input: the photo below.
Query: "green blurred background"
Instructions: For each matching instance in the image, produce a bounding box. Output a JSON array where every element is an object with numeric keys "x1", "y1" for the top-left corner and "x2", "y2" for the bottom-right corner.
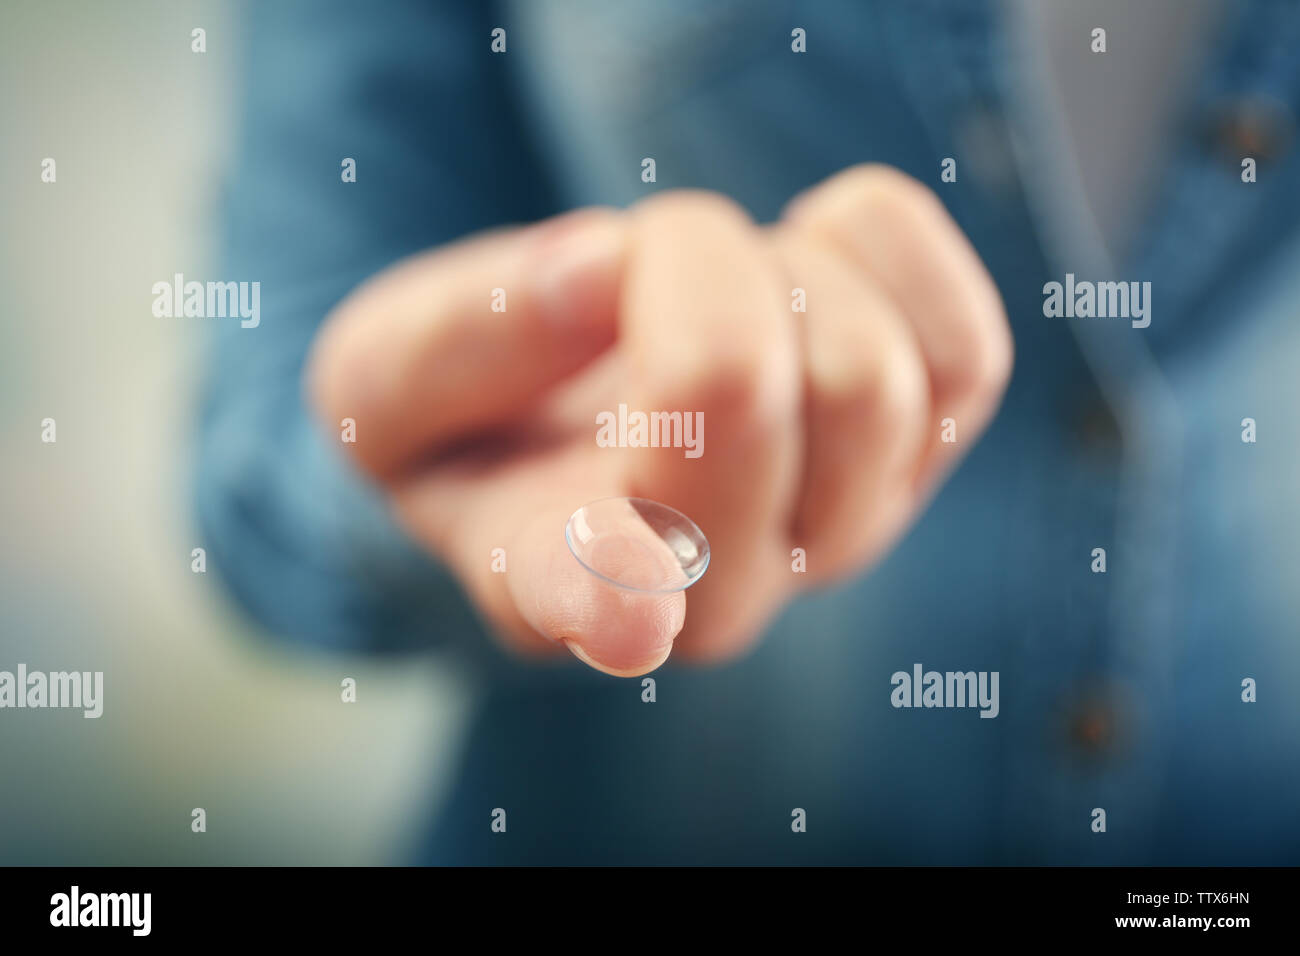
[{"x1": 0, "y1": 0, "x2": 470, "y2": 865}]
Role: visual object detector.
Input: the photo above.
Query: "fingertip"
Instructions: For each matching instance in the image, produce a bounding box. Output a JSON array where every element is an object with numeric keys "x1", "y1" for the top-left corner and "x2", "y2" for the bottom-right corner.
[
  {"x1": 507, "y1": 509, "x2": 687, "y2": 676},
  {"x1": 562, "y1": 635, "x2": 675, "y2": 678},
  {"x1": 574, "y1": 580, "x2": 686, "y2": 675},
  {"x1": 534, "y1": 571, "x2": 686, "y2": 677}
]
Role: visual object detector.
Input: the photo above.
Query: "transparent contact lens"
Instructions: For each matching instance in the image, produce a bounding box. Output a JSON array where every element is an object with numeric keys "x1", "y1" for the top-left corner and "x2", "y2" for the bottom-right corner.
[{"x1": 565, "y1": 497, "x2": 710, "y2": 594}]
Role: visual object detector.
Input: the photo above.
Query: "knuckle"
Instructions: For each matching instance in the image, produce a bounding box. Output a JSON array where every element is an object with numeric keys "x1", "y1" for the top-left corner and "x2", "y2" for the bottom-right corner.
[
  {"x1": 639, "y1": 345, "x2": 792, "y2": 436},
  {"x1": 832, "y1": 163, "x2": 947, "y2": 228},
  {"x1": 814, "y1": 330, "x2": 930, "y2": 464},
  {"x1": 865, "y1": 341, "x2": 931, "y2": 440},
  {"x1": 973, "y1": 319, "x2": 1016, "y2": 396},
  {"x1": 632, "y1": 188, "x2": 754, "y2": 231},
  {"x1": 944, "y1": 309, "x2": 1015, "y2": 403}
]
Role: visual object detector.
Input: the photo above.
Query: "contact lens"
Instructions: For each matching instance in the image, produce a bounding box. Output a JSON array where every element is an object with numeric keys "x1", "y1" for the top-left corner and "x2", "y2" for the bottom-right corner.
[{"x1": 564, "y1": 497, "x2": 710, "y2": 593}]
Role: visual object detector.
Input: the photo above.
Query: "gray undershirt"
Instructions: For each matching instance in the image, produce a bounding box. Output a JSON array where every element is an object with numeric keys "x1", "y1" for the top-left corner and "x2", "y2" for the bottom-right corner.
[{"x1": 1003, "y1": 0, "x2": 1226, "y2": 264}]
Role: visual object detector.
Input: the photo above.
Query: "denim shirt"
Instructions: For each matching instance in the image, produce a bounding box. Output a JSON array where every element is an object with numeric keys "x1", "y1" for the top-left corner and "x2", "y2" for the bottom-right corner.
[{"x1": 198, "y1": 0, "x2": 1300, "y2": 863}]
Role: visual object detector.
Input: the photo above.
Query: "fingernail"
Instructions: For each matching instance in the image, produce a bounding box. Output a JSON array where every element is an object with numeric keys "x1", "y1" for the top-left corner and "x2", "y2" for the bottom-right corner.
[
  {"x1": 530, "y1": 212, "x2": 626, "y2": 332},
  {"x1": 561, "y1": 638, "x2": 672, "y2": 678}
]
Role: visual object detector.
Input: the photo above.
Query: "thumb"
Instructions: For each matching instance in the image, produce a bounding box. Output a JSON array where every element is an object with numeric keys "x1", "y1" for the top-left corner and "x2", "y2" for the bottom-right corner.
[{"x1": 307, "y1": 207, "x2": 629, "y2": 480}]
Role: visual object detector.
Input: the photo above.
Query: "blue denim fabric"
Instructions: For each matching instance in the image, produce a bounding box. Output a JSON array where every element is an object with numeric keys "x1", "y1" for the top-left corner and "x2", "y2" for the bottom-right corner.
[{"x1": 198, "y1": 0, "x2": 1300, "y2": 863}]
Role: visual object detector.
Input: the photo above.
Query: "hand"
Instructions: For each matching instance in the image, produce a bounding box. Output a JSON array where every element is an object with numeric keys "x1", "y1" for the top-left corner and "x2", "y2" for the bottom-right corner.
[{"x1": 307, "y1": 164, "x2": 1013, "y2": 676}]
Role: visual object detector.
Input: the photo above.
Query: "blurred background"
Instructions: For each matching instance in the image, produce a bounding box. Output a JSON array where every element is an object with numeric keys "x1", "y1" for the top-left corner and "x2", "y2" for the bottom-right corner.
[
  {"x1": 4, "y1": 0, "x2": 1298, "y2": 868},
  {"x1": 0, "y1": 0, "x2": 469, "y2": 865}
]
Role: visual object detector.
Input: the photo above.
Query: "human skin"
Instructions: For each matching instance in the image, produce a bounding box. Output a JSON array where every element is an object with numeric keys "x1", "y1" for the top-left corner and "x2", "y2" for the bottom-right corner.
[{"x1": 306, "y1": 164, "x2": 1013, "y2": 677}]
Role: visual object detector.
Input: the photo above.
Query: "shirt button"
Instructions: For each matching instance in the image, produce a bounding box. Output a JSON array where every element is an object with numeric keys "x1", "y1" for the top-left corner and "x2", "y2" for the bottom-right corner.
[
  {"x1": 1061, "y1": 686, "x2": 1130, "y2": 762},
  {"x1": 1201, "y1": 94, "x2": 1294, "y2": 166},
  {"x1": 956, "y1": 102, "x2": 1020, "y2": 196},
  {"x1": 1073, "y1": 396, "x2": 1123, "y2": 459},
  {"x1": 1069, "y1": 702, "x2": 1116, "y2": 754}
]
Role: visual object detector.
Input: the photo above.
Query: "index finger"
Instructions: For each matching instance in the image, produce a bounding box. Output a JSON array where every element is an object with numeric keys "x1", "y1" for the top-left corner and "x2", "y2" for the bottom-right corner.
[{"x1": 617, "y1": 191, "x2": 803, "y2": 659}]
